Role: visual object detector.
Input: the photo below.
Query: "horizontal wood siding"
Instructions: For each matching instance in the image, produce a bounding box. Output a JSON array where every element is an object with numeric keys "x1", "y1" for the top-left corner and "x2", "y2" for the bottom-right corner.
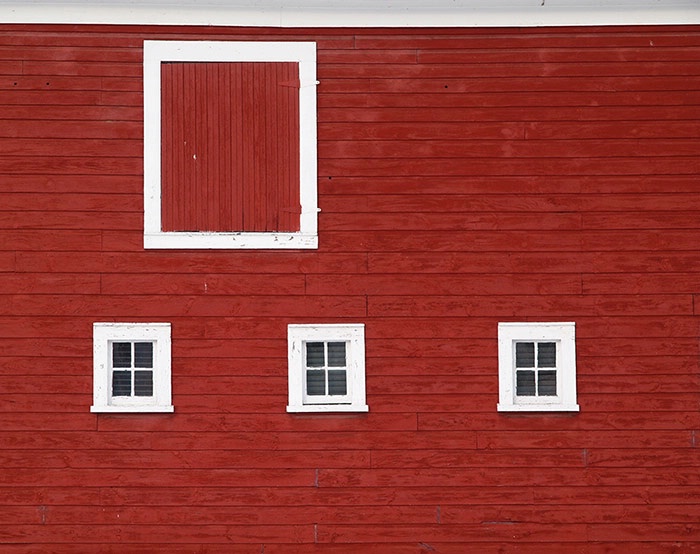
[
  {"x1": 161, "y1": 61, "x2": 300, "y2": 233},
  {"x1": 0, "y1": 23, "x2": 699, "y2": 552}
]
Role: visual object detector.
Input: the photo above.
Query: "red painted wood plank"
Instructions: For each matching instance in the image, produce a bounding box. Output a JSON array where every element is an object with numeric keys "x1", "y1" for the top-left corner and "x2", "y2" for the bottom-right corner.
[
  {"x1": 315, "y1": 522, "x2": 589, "y2": 543},
  {"x1": 367, "y1": 251, "x2": 700, "y2": 275},
  {"x1": 319, "y1": 138, "x2": 700, "y2": 157},
  {"x1": 418, "y1": 411, "x2": 700, "y2": 432},
  {"x1": 95, "y1": 413, "x2": 416, "y2": 433},
  {"x1": 0, "y1": 120, "x2": 140, "y2": 139},
  {"x1": 0, "y1": 413, "x2": 95, "y2": 431},
  {"x1": 321, "y1": 175, "x2": 700, "y2": 195},
  {"x1": 323, "y1": 212, "x2": 580, "y2": 232},
  {"x1": 319, "y1": 90, "x2": 700, "y2": 109},
  {"x1": 370, "y1": 448, "x2": 585, "y2": 469},
  {"x1": 149, "y1": 431, "x2": 478, "y2": 452},
  {"x1": 15, "y1": 251, "x2": 367, "y2": 274},
  {"x1": 0, "y1": 156, "x2": 138, "y2": 175},
  {"x1": 1, "y1": 174, "x2": 141, "y2": 194},
  {"x1": 0, "y1": 106, "x2": 143, "y2": 121},
  {"x1": 319, "y1": 466, "x2": 700, "y2": 488},
  {"x1": 476, "y1": 430, "x2": 691, "y2": 450},
  {"x1": 0, "y1": 523, "x2": 312, "y2": 544},
  {"x1": 328, "y1": 76, "x2": 700, "y2": 94},
  {"x1": 317, "y1": 121, "x2": 700, "y2": 142},
  {"x1": 0, "y1": 468, "x2": 315, "y2": 488},
  {"x1": 0, "y1": 211, "x2": 143, "y2": 230},
  {"x1": 306, "y1": 274, "x2": 582, "y2": 296},
  {"x1": 441, "y1": 503, "x2": 700, "y2": 524},
  {"x1": 354, "y1": 31, "x2": 700, "y2": 50},
  {"x1": 0, "y1": 449, "x2": 371, "y2": 470},
  {"x1": 416, "y1": 46, "x2": 700, "y2": 64},
  {"x1": 584, "y1": 273, "x2": 700, "y2": 294},
  {"x1": 321, "y1": 193, "x2": 700, "y2": 214},
  {"x1": 0, "y1": 137, "x2": 142, "y2": 156},
  {"x1": 322, "y1": 61, "x2": 700, "y2": 79},
  {"x1": 0, "y1": 274, "x2": 100, "y2": 294},
  {"x1": 4, "y1": 294, "x2": 368, "y2": 318},
  {"x1": 0, "y1": 45, "x2": 141, "y2": 62},
  {"x1": 0, "y1": 230, "x2": 102, "y2": 251},
  {"x1": 100, "y1": 273, "x2": 306, "y2": 295},
  {"x1": 367, "y1": 294, "x2": 693, "y2": 317}
]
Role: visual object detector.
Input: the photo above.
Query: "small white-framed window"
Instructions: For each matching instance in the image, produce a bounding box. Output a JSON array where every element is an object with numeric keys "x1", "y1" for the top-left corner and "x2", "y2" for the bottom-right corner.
[
  {"x1": 497, "y1": 322, "x2": 579, "y2": 413},
  {"x1": 287, "y1": 324, "x2": 368, "y2": 413},
  {"x1": 91, "y1": 323, "x2": 173, "y2": 413},
  {"x1": 143, "y1": 40, "x2": 318, "y2": 250}
]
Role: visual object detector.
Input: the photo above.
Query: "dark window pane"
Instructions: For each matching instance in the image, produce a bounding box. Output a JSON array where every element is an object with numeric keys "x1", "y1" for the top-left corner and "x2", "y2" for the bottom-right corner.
[
  {"x1": 538, "y1": 370, "x2": 557, "y2": 396},
  {"x1": 305, "y1": 342, "x2": 325, "y2": 368},
  {"x1": 327, "y1": 342, "x2": 346, "y2": 367},
  {"x1": 134, "y1": 370, "x2": 154, "y2": 397},
  {"x1": 516, "y1": 370, "x2": 536, "y2": 396},
  {"x1": 112, "y1": 342, "x2": 132, "y2": 368},
  {"x1": 134, "y1": 342, "x2": 154, "y2": 368},
  {"x1": 515, "y1": 342, "x2": 535, "y2": 368},
  {"x1": 112, "y1": 370, "x2": 132, "y2": 396},
  {"x1": 328, "y1": 370, "x2": 347, "y2": 395},
  {"x1": 306, "y1": 369, "x2": 326, "y2": 395},
  {"x1": 538, "y1": 342, "x2": 556, "y2": 368}
]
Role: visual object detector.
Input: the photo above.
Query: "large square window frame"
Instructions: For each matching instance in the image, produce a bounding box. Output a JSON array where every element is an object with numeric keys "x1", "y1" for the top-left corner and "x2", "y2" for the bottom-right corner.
[
  {"x1": 287, "y1": 324, "x2": 368, "y2": 413},
  {"x1": 497, "y1": 322, "x2": 579, "y2": 413},
  {"x1": 91, "y1": 322, "x2": 174, "y2": 413},
  {"x1": 143, "y1": 40, "x2": 318, "y2": 249}
]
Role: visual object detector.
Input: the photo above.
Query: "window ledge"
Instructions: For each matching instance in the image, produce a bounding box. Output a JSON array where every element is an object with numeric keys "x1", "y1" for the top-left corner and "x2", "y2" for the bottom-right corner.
[
  {"x1": 144, "y1": 231, "x2": 318, "y2": 250},
  {"x1": 497, "y1": 403, "x2": 580, "y2": 413},
  {"x1": 287, "y1": 404, "x2": 369, "y2": 413},
  {"x1": 91, "y1": 405, "x2": 175, "y2": 413}
]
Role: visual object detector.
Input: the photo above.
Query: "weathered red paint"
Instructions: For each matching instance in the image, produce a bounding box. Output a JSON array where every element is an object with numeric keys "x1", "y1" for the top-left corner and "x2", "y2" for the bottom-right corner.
[
  {"x1": 0, "y1": 22, "x2": 699, "y2": 551},
  {"x1": 161, "y1": 61, "x2": 301, "y2": 233}
]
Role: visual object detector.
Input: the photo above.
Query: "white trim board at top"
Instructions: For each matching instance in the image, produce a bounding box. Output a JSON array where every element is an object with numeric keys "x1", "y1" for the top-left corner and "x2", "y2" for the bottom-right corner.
[{"x1": 0, "y1": 1, "x2": 698, "y2": 27}]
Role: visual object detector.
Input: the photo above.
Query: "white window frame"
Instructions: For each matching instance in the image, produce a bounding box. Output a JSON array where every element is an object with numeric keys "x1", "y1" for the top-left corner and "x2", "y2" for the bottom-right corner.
[
  {"x1": 287, "y1": 324, "x2": 368, "y2": 413},
  {"x1": 497, "y1": 322, "x2": 579, "y2": 413},
  {"x1": 91, "y1": 323, "x2": 174, "y2": 413},
  {"x1": 143, "y1": 40, "x2": 318, "y2": 250}
]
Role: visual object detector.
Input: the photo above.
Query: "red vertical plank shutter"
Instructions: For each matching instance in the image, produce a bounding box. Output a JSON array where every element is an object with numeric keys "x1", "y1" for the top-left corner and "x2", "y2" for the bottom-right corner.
[{"x1": 161, "y1": 62, "x2": 301, "y2": 233}]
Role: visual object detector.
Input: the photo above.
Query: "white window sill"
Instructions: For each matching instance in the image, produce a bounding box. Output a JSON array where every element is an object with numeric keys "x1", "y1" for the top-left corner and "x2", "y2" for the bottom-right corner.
[
  {"x1": 497, "y1": 403, "x2": 580, "y2": 413},
  {"x1": 287, "y1": 404, "x2": 369, "y2": 413},
  {"x1": 144, "y1": 231, "x2": 318, "y2": 250},
  {"x1": 91, "y1": 405, "x2": 175, "y2": 413}
]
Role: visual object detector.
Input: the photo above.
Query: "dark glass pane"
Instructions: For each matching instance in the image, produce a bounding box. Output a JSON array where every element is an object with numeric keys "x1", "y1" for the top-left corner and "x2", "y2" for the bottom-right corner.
[
  {"x1": 538, "y1": 370, "x2": 557, "y2": 396},
  {"x1": 134, "y1": 342, "x2": 154, "y2": 368},
  {"x1": 306, "y1": 369, "x2": 326, "y2": 395},
  {"x1": 305, "y1": 342, "x2": 325, "y2": 368},
  {"x1": 327, "y1": 342, "x2": 346, "y2": 367},
  {"x1": 516, "y1": 370, "x2": 536, "y2": 396},
  {"x1": 112, "y1": 370, "x2": 132, "y2": 396},
  {"x1": 538, "y1": 342, "x2": 556, "y2": 368},
  {"x1": 112, "y1": 342, "x2": 132, "y2": 368},
  {"x1": 515, "y1": 342, "x2": 535, "y2": 368},
  {"x1": 134, "y1": 370, "x2": 154, "y2": 397},
  {"x1": 328, "y1": 370, "x2": 347, "y2": 395}
]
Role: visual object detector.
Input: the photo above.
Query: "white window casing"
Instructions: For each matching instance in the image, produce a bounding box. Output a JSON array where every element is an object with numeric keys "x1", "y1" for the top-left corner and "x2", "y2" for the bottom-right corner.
[
  {"x1": 91, "y1": 322, "x2": 174, "y2": 413},
  {"x1": 287, "y1": 324, "x2": 368, "y2": 413},
  {"x1": 143, "y1": 40, "x2": 318, "y2": 250},
  {"x1": 497, "y1": 322, "x2": 579, "y2": 413}
]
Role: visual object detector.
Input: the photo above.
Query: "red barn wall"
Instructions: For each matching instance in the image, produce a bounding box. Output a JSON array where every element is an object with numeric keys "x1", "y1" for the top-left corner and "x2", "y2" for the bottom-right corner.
[{"x1": 1, "y1": 23, "x2": 700, "y2": 552}]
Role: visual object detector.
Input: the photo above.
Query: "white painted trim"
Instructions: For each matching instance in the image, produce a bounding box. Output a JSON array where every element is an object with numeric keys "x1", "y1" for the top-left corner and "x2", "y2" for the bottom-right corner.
[
  {"x1": 497, "y1": 322, "x2": 579, "y2": 413},
  {"x1": 91, "y1": 322, "x2": 174, "y2": 413},
  {"x1": 287, "y1": 324, "x2": 368, "y2": 413},
  {"x1": 143, "y1": 40, "x2": 318, "y2": 250},
  {"x1": 1, "y1": 2, "x2": 698, "y2": 27}
]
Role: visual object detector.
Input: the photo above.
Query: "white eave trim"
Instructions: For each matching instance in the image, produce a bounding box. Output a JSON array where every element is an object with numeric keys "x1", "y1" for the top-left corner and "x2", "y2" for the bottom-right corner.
[{"x1": 0, "y1": 2, "x2": 698, "y2": 27}]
